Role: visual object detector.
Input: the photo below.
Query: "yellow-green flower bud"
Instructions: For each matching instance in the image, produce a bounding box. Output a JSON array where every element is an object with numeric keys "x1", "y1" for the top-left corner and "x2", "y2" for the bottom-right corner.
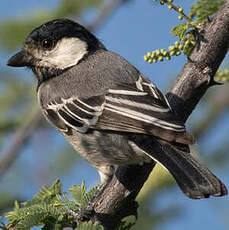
[
  {"x1": 158, "y1": 56, "x2": 164, "y2": 61},
  {"x1": 185, "y1": 39, "x2": 191, "y2": 45},
  {"x1": 170, "y1": 50, "x2": 176, "y2": 56},
  {"x1": 151, "y1": 52, "x2": 156, "y2": 58},
  {"x1": 155, "y1": 50, "x2": 160, "y2": 56},
  {"x1": 178, "y1": 7, "x2": 183, "y2": 13},
  {"x1": 175, "y1": 41, "x2": 179, "y2": 47},
  {"x1": 169, "y1": 45, "x2": 174, "y2": 51},
  {"x1": 166, "y1": 55, "x2": 171, "y2": 60},
  {"x1": 178, "y1": 44, "x2": 183, "y2": 50}
]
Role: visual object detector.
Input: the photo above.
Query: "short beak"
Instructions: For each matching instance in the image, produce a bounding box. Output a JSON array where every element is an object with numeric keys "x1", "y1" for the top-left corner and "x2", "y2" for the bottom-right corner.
[{"x1": 7, "y1": 50, "x2": 31, "y2": 67}]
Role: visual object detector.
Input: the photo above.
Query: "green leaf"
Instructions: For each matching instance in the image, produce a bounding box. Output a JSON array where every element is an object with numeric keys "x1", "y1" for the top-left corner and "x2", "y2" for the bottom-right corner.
[
  {"x1": 69, "y1": 182, "x2": 98, "y2": 209},
  {"x1": 189, "y1": 0, "x2": 225, "y2": 22},
  {"x1": 69, "y1": 185, "x2": 83, "y2": 204},
  {"x1": 170, "y1": 23, "x2": 190, "y2": 40},
  {"x1": 116, "y1": 216, "x2": 136, "y2": 230},
  {"x1": 215, "y1": 69, "x2": 229, "y2": 83},
  {"x1": 28, "y1": 179, "x2": 62, "y2": 204},
  {"x1": 76, "y1": 221, "x2": 104, "y2": 230}
]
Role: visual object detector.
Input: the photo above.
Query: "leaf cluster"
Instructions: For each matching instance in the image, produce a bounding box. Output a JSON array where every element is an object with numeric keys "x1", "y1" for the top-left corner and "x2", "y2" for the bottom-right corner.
[
  {"x1": 144, "y1": 0, "x2": 226, "y2": 64},
  {"x1": 3, "y1": 179, "x2": 97, "y2": 229},
  {"x1": 0, "y1": 0, "x2": 102, "y2": 51},
  {"x1": 215, "y1": 69, "x2": 229, "y2": 83},
  {"x1": 2, "y1": 179, "x2": 134, "y2": 230},
  {"x1": 189, "y1": 0, "x2": 226, "y2": 22}
]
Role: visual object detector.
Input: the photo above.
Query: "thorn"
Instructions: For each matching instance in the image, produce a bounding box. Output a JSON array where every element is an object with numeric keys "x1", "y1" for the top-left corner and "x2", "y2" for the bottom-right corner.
[{"x1": 209, "y1": 79, "x2": 224, "y2": 87}]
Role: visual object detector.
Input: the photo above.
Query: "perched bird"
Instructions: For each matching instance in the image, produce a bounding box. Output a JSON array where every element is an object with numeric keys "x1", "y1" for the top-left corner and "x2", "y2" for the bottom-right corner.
[{"x1": 7, "y1": 19, "x2": 227, "y2": 200}]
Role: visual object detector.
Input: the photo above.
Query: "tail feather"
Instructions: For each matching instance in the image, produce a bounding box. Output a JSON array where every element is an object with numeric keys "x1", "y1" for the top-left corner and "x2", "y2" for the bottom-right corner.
[
  {"x1": 131, "y1": 135, "x2": 227, "y2": 199},
  {"x1": 158, "y1": 141, "x2": 227, "y2": 198}
]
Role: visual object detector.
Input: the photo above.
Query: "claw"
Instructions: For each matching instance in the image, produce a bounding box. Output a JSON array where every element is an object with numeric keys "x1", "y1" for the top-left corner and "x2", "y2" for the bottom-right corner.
[
  {"x1": 67, "y1": 208, "x2": 95, "y2": 226},
  {"x1": 67, "y1": 182, "x2": 111, "y2": 225},
  {"x1": 76, "y1": 209, "x2": 95, "y2": 222},
  {"x1": 209, "y1": 79, "x2": 224, "y2": 86}
]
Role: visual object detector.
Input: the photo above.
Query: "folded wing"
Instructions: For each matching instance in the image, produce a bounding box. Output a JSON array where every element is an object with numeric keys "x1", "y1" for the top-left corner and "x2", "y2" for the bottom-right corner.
[{"x1": 43, "y1": 75, "x2": 193, "y2": 144}]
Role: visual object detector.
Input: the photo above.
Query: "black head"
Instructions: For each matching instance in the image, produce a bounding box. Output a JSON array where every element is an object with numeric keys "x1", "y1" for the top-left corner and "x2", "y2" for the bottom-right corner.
[{"x1": 7, "y1": 19, "x2": 106, "y2": 82}]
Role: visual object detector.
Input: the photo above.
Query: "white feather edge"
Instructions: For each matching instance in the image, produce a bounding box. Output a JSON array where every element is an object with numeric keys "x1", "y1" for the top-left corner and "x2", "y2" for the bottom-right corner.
[
  {"x1": 105, "y1": 96, "x2": 170, "y2": 113},
  {"x1": 105, "y1": 105, "x2": 185, "y2": 131}
]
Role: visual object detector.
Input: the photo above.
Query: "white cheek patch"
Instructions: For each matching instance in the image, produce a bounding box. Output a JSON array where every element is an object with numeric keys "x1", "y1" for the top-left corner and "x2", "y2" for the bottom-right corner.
[{"x1": 39, "y1": 37, "x2": 88, "y2": 69}]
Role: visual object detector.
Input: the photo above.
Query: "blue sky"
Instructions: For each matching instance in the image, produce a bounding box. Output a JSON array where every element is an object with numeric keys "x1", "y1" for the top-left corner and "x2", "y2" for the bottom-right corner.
[{"x1": 0, "y1": 0, "x2": 228, "y2": 229}]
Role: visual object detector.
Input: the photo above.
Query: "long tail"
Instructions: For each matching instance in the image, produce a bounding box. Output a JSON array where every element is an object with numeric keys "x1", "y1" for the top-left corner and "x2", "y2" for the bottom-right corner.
[{"x1": 131, "y1": 136, "x2": 227, "y2": 199}]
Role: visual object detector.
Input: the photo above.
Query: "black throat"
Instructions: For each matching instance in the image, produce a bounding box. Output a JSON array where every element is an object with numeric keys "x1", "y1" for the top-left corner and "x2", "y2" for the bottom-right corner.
[{"x1": 34, "y1": 65, "x2": 71, "y2": 91}]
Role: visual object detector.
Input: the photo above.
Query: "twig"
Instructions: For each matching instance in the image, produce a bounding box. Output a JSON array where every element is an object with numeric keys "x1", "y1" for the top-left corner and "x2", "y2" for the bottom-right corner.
[
  {"x1": 163, "y1": 0, "x2": 193, "y2": 22},
  {"x1": 87, "y1": 0, "x2": 127, "y2": 32},
  {"x1": 0, "y1": 107, "x2": 43, "y2": 178},
  {"x1": 192, "y1": 84, "x2": 229, "y2": 139}
]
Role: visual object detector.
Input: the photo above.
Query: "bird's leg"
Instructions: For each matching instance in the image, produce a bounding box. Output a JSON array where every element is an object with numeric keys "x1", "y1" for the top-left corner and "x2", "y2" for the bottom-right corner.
[
  {"x1": 72, "y1": 165, "x2": 115, "y2": 223},
  {"x1": 87, "y1": 165, "x2": 115, "y2": 206}
]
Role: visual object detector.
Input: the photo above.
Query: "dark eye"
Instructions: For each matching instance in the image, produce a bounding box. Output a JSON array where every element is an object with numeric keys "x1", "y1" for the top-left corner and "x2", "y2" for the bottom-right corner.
[{"x1": 42, "y1": 38, "x2": 55, "y2": 50}]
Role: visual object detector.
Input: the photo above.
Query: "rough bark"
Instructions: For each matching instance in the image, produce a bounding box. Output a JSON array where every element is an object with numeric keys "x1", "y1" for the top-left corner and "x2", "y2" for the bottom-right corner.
[{"x1": 91, "y1": 2, "x2": 229, "y2": 229}]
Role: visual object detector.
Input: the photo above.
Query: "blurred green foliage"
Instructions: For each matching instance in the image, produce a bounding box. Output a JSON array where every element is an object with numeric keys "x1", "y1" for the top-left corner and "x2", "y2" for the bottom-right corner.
[
  {"x1": 215, "y1": 69, "x2": 229, "y2": 83},
  {"x1": 0, "y1": 0, "x2": 102, "y2": 51},
  {"x1": 190, "y1": 0, "x2": 226, "y2": 22}
]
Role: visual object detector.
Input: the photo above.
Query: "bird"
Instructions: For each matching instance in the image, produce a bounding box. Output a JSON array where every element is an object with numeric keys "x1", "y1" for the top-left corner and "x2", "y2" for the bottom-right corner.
[{"x1": 7, "y1": 18, "x2": 227, "y2": 201}]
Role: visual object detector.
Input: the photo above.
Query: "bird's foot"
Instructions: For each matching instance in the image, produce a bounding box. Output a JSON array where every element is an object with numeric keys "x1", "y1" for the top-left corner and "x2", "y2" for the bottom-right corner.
[
  {"x1": 67, "y1": 182, "x2": 111, "y2": 226},
  {"x1": 66, "y1": 184, "x2": 106, "y2": 225},
  {"x1": 67, "y1": 208, "x2": 95, "y2": 226}
]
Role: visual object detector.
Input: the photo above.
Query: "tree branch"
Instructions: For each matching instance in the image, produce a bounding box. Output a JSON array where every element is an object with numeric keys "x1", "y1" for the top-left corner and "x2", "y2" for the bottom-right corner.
[
  {"x1": 167, "y1": 4, "x2": 229, "y2": 120},
  {"x1": 91, "y1": 2, "x2": 229, "y2": 229},
  {"x1": 0, "y1": 107, "x2": 43, "y2": 178},
  {"x1": 87, "y1": 0, "x2": 128, "y2": 32},
  {"x1": 192, "y1": 84, "x2": 229, "y2": 139}
]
